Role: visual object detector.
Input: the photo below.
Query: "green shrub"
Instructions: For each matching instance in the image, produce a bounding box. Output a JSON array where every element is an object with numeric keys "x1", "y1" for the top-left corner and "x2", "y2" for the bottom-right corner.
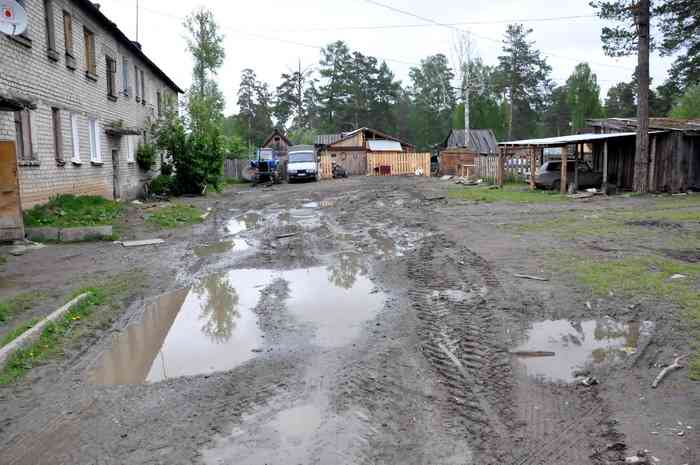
[
  {"x1": 149, "y1": 175, "x2": 173, "y2": 195},
  {"x1": 136, "y1": 143, "x2": 157, "y2": 171},
  {"x1": 160, "y1": 162, "x2": 173, "y2": 176},
  {"x1": 23, "y1": 194, "x2": 123, "y2": 228}
]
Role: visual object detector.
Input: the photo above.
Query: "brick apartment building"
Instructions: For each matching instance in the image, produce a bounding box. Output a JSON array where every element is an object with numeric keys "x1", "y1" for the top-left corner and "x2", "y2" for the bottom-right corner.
[{"x1": 0, "y1": 0, "x2": 182, "y2": 240}]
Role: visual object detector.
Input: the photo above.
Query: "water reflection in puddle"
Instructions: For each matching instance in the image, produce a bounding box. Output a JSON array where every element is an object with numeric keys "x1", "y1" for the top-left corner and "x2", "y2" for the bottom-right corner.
[
  {"x1": 88, "y1": 262, "x2": 384, "y2": 384},
  {"x1": 202, "y1": 403, "x2": 324, "y2": 465},
  {"x1": 512, "y1": 318, "x2": 653, "y2": 382}
]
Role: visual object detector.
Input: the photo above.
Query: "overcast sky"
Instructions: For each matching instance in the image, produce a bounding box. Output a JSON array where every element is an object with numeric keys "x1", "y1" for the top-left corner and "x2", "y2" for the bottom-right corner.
[{"x1": 99, "y1": 0, "x2": 675, "y2": 115}]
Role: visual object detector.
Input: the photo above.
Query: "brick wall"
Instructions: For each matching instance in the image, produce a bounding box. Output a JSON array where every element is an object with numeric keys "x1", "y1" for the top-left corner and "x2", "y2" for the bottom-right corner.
[{"x1": 0, "y1": 0, "x2": 178, "y2": 209}]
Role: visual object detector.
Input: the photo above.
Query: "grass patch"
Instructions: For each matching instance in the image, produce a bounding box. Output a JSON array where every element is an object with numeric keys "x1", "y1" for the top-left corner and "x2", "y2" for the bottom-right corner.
[
  {"x1": 146, "y1": 203, "x2": 204, "y2": 229},
  {"x1": 23, "y1": 194, "x2": 123, "y2": 228},
  {"x1": 0, "y1": 270, "x2": 146, "y2": 385},
  {"x1": 448, "y1": 184, "x2": 567, "y2": 204},
  {"x1": 222, "y1": 177, "x2": 250, "y2": 187},
  {"x1": 563, "y1": 254, "x2": 700, "y2": 380},
  {"x1": 0, "y1": 318, "x2": 39, "y2": 348},
  {"x1": 0, "y1": 292, "x2": 47, "y2": 324}
]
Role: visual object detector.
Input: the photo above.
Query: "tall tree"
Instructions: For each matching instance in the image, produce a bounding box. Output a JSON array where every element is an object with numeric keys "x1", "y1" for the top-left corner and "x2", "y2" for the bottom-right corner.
[
  {"x1": 318, "y1": 41, "x2": 354, "y2": 132},
  {"x1": 670, "y1": 84, "x2": 700, "y2": 119},
  {"x1": 543, "y1": 86, "x2": 572, "y2": 137},
  {"x1": 408, "y1": 54, "x2": 456, "y2": 150},
  {"x1": 274, "y1": 61, "x2": 313, "y2": 130},
  {"x1": 605, "y1": 82, "x2": 636, "y2": 117},
  {"x1": 566, "y1": 63, "x2": 603, "y2": 131},
  {"x1": 591, "y1": 0, "x2": 651, "y2": 192},
  {"x1": 236, "y1": 69, "x2": 273, "y2": 146},
  {"x1": 495, "y1": 24, "x2": 552, "y2": 140},
  {"x1": 184, "y1": 8, "x2": 225, "y2": 98}
]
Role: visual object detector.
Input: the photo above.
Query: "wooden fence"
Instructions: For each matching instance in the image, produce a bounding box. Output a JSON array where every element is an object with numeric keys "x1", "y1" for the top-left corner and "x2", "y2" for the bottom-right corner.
[
  {"x1": 367, "y1": 152, "x2": 430, "y2": 176},
  {"x1": 475, "y1": 155, "x2": 499, "y2": 184},
  {"x1": 319, "y1": 154, "x2": 333, "y2": 179},
  {"x1": 224, "y1": 159, "x2": 250, "y2": 179},
  {"x1": 475, "y1": 154, "x2": 530, "y2": 184}
]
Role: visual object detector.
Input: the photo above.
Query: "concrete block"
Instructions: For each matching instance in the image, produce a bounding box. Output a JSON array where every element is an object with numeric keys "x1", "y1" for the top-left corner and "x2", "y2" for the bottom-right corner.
[
  {"x1": 25, "y1": 227, "x2": 60, "y2": 242},
  {"x1": 59, "y1": 225, "x2": 113, "y2": 242}
]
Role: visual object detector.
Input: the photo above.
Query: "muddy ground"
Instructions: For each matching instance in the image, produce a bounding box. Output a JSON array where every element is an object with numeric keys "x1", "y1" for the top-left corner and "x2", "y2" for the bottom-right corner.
[{"x1": 0, "y1": 176, "x2": 698, "y2": 465}]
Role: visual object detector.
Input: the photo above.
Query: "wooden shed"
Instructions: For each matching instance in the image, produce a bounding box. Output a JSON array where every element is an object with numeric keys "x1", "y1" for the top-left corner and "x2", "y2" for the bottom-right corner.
[
  {"x1": 262, "y1": 128, "x2": 292, "y2": 160},
  {"x1": 587, "y1": 118, "x2": 700, "y2": 192},
  {"x1": 315, "y1": 127, "x2": 415, "y2": 176},
  {"x1": 439, "y1": 129, "x2": 498, "y2": 176}
]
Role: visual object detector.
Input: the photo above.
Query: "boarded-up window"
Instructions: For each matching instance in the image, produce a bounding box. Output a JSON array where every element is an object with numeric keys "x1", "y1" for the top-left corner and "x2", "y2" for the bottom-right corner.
[
  {"x1": 134, "y1": 65, "x2": 140, "y2": 101},
  {"x1": 52, "y1": 107, "x2": 63, "y2": 162},
  {"x1": 122, "y1": 56, "x2": 129, "y2": 96},
  {"x1": 44, "y1": 0, "x2": 56, "y2": 53},
  {"x1": 62, "y1": 11, "x2": 73, "y2": 54},
  {"x1": 14, "y1": 110, "x2": 33, "y2": 160},
  {"x1": 88, "y1": 118, "x2": 102, "y2": 163},
  {"x1": 106, "y1": 56, "x2": 117, "y2": 99},
  {"x1": 70, "y1": 113, "x2": 80, "y2": 162},
  {"x1": 83, "y1": 28, "x2": 96, "y2": 76}
]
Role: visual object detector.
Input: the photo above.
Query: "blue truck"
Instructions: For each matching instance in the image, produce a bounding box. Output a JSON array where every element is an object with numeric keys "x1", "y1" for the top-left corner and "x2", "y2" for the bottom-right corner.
[{"x1": 250, "y1": 148, "x2": 282, "y2": 186}]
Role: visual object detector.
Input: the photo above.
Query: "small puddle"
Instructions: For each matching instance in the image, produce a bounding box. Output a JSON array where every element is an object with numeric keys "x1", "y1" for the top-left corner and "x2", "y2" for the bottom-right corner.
[
  {"x1": 194, "y1": 239, "x2": 251, "y2": 257},
  {"x1": 202, "y1": 403, "x2": 324, "y2": 465},
  {"x1": 302, "y1": 201, "x2": 319, "y2": 209},
  {"x1": 225, "y1": 218, "x2": 248, "y2": 235},
  {"x1": 512, "y1": 318, "x2": 653, "y2": 382},
  {"x1": 88, "y1": 262, "x2": 384, "y2": 384}
]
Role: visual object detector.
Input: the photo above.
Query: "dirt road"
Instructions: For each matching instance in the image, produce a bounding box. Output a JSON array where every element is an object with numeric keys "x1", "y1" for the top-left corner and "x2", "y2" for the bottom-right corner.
[{"x1": 0, "y1": 177, "x2": 697, "y2": 465}]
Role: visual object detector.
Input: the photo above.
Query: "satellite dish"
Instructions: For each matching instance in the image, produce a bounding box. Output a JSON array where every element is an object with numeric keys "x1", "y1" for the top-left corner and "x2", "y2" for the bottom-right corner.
[{"x1": 0, "y1": 0, "x2": 27, "y2": 36}]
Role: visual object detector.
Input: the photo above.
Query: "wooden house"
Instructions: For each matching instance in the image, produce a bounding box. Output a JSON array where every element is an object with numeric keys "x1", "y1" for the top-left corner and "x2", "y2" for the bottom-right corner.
[
  {"x1": 439, "y1": 129, "x2": 498, "y2": 176},
  {"x1": 262, "y1": 128, "x2": 292, "y2": 160},
  {"x1": 315, "y1": 127, "x2": 415, "y2": 176},
  {"x1": 587, "y1": 118, "x2": 700, "y2": 192}
]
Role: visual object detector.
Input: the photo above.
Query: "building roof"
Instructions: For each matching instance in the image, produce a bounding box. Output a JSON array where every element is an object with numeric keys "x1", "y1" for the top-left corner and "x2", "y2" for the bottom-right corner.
[
  {"x1": 367, "y1": 140, "x2": 403, "y2": 152},
  {"x1": 316, "y1": 127, "x2": 414, "y2": 149},
  {"x1": 443, "y1": 129, "x2": 498, "y2": 154},
  {"x1": 262, "y1": 128, "x2": 292, "y2": 147},
  {"x1": 499, "y1": 131, "x2": 666, "y2": 148},
  {"x1": 76, "y1": 0, "x2": 183, "y2": 93},
  {"x1": 588, "y1": 117, "x2": 700, "y2": 133}
]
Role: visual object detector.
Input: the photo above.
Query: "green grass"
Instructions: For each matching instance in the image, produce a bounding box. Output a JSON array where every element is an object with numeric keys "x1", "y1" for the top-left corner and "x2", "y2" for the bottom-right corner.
[
  {"x1": 23, "y1": 194, "x2": 123, "y2": 228},
  {"x1": 559, "y1": 254, "x2": 700, "y2": 380},
  {"x1": 448, "y1": 184, "x2": 568, "y2": 204},
  {"x1": 146, "y1": 203, "x2": 204, "y2": 229},
  {"x1": 0, "y1": 292, "x2": 47, "y2": 324},
  {"x1": 0, "y1": 291, "x2": 104, "y2": 384},
  {"x1": 0, "y1": 318, "x2": 39, "y2": 348},
  {"x1": 222, "y1": 177, "x2": 250, "y2": 187},
  {"x1": 0, "y1": 271, "x2": 145, "y2": 385}
]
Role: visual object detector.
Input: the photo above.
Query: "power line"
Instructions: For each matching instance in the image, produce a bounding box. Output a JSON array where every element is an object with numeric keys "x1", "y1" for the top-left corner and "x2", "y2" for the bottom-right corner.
[{"x1": 361, "y1": 0, "x2": 634, "y2": 71}]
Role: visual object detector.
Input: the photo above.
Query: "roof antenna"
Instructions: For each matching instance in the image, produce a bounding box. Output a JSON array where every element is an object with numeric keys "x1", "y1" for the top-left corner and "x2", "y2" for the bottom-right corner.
[{"x1": 135, "y1": 0, "x2": 139, "y2": 42}]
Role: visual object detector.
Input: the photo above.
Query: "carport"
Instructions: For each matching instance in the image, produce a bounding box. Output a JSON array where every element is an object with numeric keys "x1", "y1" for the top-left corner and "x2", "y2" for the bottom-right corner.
[{"x1": 498, "y1": 132, "x2": 665, "y2": 194}]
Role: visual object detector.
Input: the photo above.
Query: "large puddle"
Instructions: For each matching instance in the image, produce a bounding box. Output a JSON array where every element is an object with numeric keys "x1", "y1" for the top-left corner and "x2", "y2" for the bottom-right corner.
[
  {"x1": 512, "y1": 318, "x2": 653, "y2": 382},
  {"x1": 88, "y1": 263, "x2": 384, "y2": 384}
]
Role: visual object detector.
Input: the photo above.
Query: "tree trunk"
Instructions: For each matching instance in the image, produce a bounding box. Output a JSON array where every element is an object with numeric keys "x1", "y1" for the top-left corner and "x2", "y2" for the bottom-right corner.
[{"x1": 634, "y1": 0, "x2": 650, "y2": 193}]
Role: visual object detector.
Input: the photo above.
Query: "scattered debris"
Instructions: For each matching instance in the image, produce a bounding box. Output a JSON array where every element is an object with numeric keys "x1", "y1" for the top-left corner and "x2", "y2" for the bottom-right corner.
[
  {"x1": 606, "y1": 442, "x2": 626, "y2": 452},
  {"x1": 509, "y1": 350, "x2": 556, "y2": 357},
  {"x1": 200, "y1": 207, "x2": 213, "y2": 220},
  {"x1": 651, "y1": 354, "x2": 688, "y2": 388},
  {"x1": 131, "y1": 199, "x2": 143, "y2": 205},
  {"x1": 453, "y1": 177, "x2": 481, "y2": 186},
  {"x1": 572, "y1": 369, "x2": 591, "y2": 378},
  {"x1": 585, "y1": 301, "x2": 592, "y2": 310},
  {"x1": 275, "y1": 232, "x2": 299, "y2": 239},
  {"x1": 121, "y1": 239, "x2": 166, "y2": 247},
  {"x1": 424, "y1": 195, "x2": 446, "y2": 201},
  {"x1": 625, "y1": 452, "x2": 649, "y2": 464},
  {"x1": 440, "y1": 175, "x2": 453, "y2": 181},
  {"x1": 578, "y1": 376, "x2": 599, "y2": 386},
  {"x1": 514, "y1": 273, "x2": 548, "y2": 281},
  {"x1": 8, "y1": 240, "x2": 46, "y2": 256},
  {"x1": 669, "y1": 273, "x2": 687, "y2": 280},
  {"x1": 568, "y1": 192, "x2": 595, "y2": 200},
  {"x1": 414, "y1": 168, "x2": 424, "y2": 176},
  {"x1": 586, "y1": 188, "x2": 599, "y2": 193}
]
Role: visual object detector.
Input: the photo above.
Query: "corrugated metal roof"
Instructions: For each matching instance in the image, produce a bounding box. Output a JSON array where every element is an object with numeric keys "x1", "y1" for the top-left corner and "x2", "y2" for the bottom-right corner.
[
  {"x1": 499, "y1": 131, "x2": 665, "y2": 147},
  {"x1": 588, "y1": 117, "x2": 700, "y2": 132},
  {"x1": 315, "y1": 133, "x2": 344, "y2": 145},
  {"x1": 367, "y1": 140, "x2": 403, "y2": 152},
  {"x1": 445, "y1": 129, "x2": 498, "y2": 154}
]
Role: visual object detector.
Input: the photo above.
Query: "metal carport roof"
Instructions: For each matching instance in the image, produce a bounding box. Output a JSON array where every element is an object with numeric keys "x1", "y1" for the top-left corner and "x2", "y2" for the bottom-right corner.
[{"x1": 499, "y1": 131, "x2": 665, "y2": 148}]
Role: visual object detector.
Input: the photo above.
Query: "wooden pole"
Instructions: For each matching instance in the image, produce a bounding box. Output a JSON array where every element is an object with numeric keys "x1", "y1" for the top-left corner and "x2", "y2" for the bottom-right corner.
[
  {"x1": 602, "y1": 140, "x2": 608, "y2": 193},
  {"x1": 560, "y1": 145, "x2": 568, "y2": 194},
  {"x1": 633, "y1": 0, "x2": 650, "y2": 193},
  {"x1": 573, "y1": 143, "x2": 580, "y2": 192},
  {"x1": 648, "y1": 135, "x2": 657, "y2": 192},
  {"x1": 529, "y1": 146, "x2": 536, "y2": 190}
]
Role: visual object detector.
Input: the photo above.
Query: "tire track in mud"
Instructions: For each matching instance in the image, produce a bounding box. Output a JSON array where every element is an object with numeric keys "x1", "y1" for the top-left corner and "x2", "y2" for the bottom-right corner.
[{"x1": 407, "y1": 234, "x2": 517, "y2": 465}]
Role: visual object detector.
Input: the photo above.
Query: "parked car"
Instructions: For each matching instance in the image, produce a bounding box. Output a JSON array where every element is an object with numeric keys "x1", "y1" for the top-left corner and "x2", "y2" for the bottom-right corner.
[
  {"x1": 534, "y1": 160, "x2": 603, "y2": 191},
  {"x1": 287, "y1": 147, "x2": 319, "y2": 182}
]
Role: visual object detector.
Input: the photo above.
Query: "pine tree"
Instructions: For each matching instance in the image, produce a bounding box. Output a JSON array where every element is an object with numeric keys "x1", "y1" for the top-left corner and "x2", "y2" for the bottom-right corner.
[
  {"x1": 605, "y1": 82, "x2": 636, "y2": 117},
  {"x1": 495, "y1": 24, "x2": 552, "y2": 140},
  {"x1": 566, "y1": 63, "x2": 603, "y2": 131},
  {"x1": 274, "y1": 61, "x2": 313, "y2": 130},
  {"x1": 318, "y1": 41, "x2": 353, "y2": 132}
]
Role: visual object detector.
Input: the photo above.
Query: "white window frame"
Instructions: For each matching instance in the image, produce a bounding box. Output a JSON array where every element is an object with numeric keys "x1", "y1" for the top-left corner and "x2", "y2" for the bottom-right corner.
[
  {"x1": 126, "y1": 135, "x2": 135, "y2": 163},
  {"x1": 88, "y1": 118, "x2": 102, "y2": 163},
  {"x1": 70, "y1": 113, "x2": 81, "y2": 163}
]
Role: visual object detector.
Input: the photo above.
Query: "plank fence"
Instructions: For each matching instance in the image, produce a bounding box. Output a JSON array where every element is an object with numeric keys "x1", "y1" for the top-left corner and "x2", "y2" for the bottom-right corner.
[
  {"x1": 319, "y1": 154, "x2": 333, "y2": 179},
  {"x1": 224, "y1": 159, "x2": 250, "y2": 179},
  {"x1": 367, "y1": 152, "x2": 430, "y2": 176},
  {"x1": 474, "y1": 154, "x2": 529, "y2": 184},
  {"x1": 475, "y1": 155, "x2": 499, "y2": 184}
]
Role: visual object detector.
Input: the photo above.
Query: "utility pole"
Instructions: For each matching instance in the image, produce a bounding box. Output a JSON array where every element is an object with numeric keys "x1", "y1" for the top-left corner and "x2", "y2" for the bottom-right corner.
[
  {"x1": 135, "y1": 0, "x2": 139, "y2": 43},
  {"x1": 452, "y1": 31, "x2": 474, "y2": 133},
  {"x1": 464, "y1": 33, "x2": 471, "y2": 134},
  {"x1": 633, "y1": 0, "x2": 650, "y2": 192}
]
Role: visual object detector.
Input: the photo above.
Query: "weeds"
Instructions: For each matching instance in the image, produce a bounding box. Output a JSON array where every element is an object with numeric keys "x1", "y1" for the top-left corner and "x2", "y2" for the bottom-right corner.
[
  {"x1": 23, "y1": 195, "x2": 123, "y2": 228},
  {"x1": 0, "y1": 292, "x2": 47, "y2": 324},
  {"x1": 448, "y1": 184, "x2": 567, "y2": 204},
  {"x1": 0, "y1": 318, "x2": 39, "y2": 348},
  {"x1": 146, "y1": 204, "x2": 203, "y2": 229}
]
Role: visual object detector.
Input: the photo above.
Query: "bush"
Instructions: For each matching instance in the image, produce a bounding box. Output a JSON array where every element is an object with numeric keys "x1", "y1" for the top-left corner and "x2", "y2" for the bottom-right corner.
[
  {"x1": 23, "y1": 194, "x2": 123, "y2": 228},
  {"x1": 136, "y1": 143, "x2": 157, "y2": 171},
  {"x1": 149, "y1": 175, "x2": 173, "y2": 196},
  {"x1": 160, "y1": 162, "x2": 173, "y2": 176}
]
